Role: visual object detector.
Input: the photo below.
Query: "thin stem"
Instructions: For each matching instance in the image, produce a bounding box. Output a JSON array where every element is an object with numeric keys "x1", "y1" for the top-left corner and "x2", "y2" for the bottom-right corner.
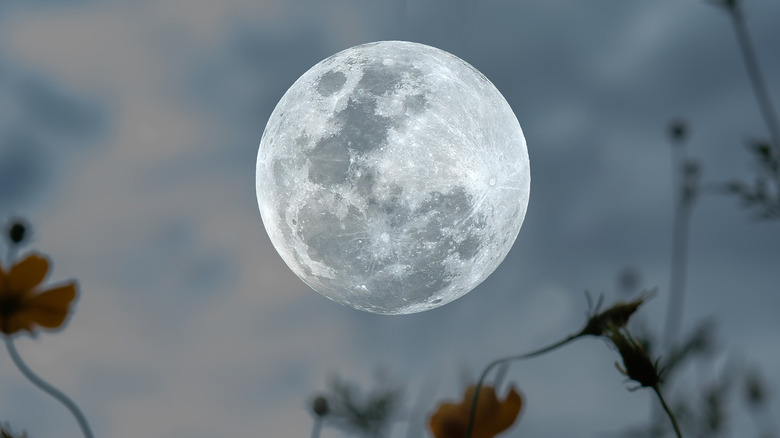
[
  {"x1": 663, "y1": 142, "x2": 693, "y2": 350},
  {"x1": 4, "y1": 336, "x2": 94, "y2": 438},
  {"x1": 465, "y1": 333, "x2": 582, "y2": 438},
  {"x1": 652, "y1": 384, "x2": 684, "y2": 438},
  {"x1": 663, "y1": 196, "x2": 693, "y2": 349},
  {"x1": 310, "y1": 417, "x2": 323, "y2": 438},
  {"x1": 729, "y1": 4, "x2": 780, "y2": 154}
]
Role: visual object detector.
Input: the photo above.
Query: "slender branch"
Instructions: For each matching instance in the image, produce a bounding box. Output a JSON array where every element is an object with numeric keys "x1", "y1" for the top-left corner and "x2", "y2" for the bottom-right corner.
[
  {"x1": 4, "y1": 336, "x2": 95, "y2": 438},
  {"x1": 652, "y1": 384, "x2": 684, "y2": 438},
  {"x1": 465, "y1": 333, "x2": 582, "y2": 438},
  {"x1": 729, "y1": 3, "x2": 780, "y2": 153}
]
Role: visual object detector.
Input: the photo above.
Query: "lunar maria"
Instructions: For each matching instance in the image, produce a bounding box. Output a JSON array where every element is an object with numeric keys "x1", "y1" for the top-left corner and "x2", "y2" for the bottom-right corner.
[{"x1": 256, "y1": 41, "x2": 530, "y2": 314}]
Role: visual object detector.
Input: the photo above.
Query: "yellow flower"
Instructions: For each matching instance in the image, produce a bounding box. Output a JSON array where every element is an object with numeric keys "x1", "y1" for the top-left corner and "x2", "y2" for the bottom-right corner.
[
  {"x1": 429, "y1": 385, "x2": 523, "y2": 438},
  {"x1": 0, "y1": 253, "x2": 78, "y2": 335}
]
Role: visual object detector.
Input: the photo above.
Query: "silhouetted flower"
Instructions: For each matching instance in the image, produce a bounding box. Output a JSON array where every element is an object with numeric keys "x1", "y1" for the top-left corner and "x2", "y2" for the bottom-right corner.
[
  {"x1": 609, "y1": 328, "x2": 662, "y2": 390},
  {"x1": 429, "y1": 385, "x2": 522, "y2": 438},
  {"x1": 581, "y1": 290, "x2": 656, "y2": 337},
  {"x1": 0, "y1": 253, "x2": 78, "y2": 335}
]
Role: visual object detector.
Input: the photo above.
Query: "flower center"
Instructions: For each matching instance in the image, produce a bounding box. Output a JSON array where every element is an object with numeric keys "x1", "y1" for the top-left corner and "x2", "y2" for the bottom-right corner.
[{"x1": 0, "y1": 293, "x2": 22, "y2": 318}]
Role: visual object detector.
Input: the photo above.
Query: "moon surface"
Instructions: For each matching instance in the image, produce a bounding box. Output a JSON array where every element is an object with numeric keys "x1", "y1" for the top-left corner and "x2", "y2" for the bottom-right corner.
[{"x1": 256, "y1": 41, "x2": 529, "y2": 315}]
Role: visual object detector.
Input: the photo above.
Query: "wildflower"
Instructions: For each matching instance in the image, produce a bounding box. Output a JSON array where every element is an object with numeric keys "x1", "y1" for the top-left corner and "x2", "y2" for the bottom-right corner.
[
  {"x1": 581, "y1": 290, "x2": 656, "y2": 337},
  {"x1": 609, "y1": 328, "x2": 662, "y2": 390},
  {"x1": 429, "y1": 385, "x2": 522, "y2": 438},
  {"x1": 0, "y1": 253, "x2": 78, "y2": 335}
]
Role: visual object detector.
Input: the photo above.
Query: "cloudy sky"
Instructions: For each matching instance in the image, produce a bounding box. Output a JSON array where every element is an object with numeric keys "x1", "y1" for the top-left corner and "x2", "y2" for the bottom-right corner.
[{"x1": 1, "y1": 0, "x2": 778, "y2": 437}]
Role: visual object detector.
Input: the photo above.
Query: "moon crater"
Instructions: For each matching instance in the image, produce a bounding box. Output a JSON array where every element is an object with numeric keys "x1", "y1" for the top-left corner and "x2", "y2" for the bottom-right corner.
[{"x1": 257, "y1": 41, "x2": 529, "y2": 314}]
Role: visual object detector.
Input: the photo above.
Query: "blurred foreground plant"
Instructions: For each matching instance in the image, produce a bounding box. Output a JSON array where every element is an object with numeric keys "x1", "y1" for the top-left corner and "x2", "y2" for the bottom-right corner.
[
  {"x1": 707, "y1": 0, "x2": 780, "y2": 220},
  {"x1": 308, "y1": 374, "x2": 401, "y2": 438},
  {"x1": 429, "y1": 385, "x2": 522, "y2": 438},
  {"x1": 1, "y1": 218, "x2": 93, "y2": 438},
  {"x1": 454, "y1": 291, "x2": 686, "y2": 438},
  {"x1": 0, "y1": 423, "x2": 27, "y2": 438}
]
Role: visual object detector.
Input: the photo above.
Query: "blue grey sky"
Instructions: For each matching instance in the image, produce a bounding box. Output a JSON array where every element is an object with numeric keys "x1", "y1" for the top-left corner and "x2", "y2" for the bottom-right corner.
[{"x1": 0, "y1": 0, "x2": 778, "y2": 437}]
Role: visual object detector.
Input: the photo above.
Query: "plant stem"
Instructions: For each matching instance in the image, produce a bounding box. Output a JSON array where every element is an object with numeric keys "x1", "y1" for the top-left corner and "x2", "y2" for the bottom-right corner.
[
  {"x1": 465, "y1": 333, "x2": 582, "y2": 438},
  {"x1": 728, "y1": 3, "x2": 780, "y2": 154},
  {"x1": 663, "y1": 192, "x2": 692, "y2": 349},
  {"x1": 4, "y1": 336, "x2": 94, "y2": 438},
  {"x1": 663, "y1": 138, "x2": 693, "y2": 350},
  {"x1": 652, "y1": 384, "x2": 683, "y2": 438},
  {"x1": 310, "y1": 417, "x2": 323, "y2": 438}
]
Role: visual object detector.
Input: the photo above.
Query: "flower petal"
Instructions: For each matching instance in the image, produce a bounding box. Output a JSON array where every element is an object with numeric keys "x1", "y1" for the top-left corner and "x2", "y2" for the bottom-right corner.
[
  {"x1": 461, "y1": 385, "x2": 500, "y2": 432},
  {"x1": 429, "y1": 402, "x2": 466, "y2": 438},
  {"x1": 1, "y1": 314, "x2": 35, "y2": 335},
  {"x1": 482, "y1": 387, "x2": 523, "y2": 437},
  {"x1": 16, "y1": 282, "x2": 78, "y2": 329},
  {"x1": 9, "y1": 253, "x2": 50, "y2": 294}
]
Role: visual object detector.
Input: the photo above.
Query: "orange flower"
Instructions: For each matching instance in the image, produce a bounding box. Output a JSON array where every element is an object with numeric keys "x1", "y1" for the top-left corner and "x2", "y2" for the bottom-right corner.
[
  {"x1": 0, "y1": 253, "x2": 78, "y2": 335},
  {"x1": 429, "y1": 385, "x2": 523, "y2": 438}
]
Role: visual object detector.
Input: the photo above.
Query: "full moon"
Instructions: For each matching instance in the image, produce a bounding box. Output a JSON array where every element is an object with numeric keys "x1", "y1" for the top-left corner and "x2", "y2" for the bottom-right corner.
[{"x1": 256, "y1": 41, "x2": 529, "y2": 315}]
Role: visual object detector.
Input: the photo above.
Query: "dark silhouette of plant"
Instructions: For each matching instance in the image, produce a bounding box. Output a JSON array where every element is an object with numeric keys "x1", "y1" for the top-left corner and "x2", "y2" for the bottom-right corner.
[
  {"x1": 0, "y1": 423, "x2": 27, "y2": 438},
  {"x1": 707, "y1": 0, "x2": 780, "y2": 220},
  {"x1": 720, "y1": 140, "x2": 780, "y2": 220},
  {"x1": 309, "y1": 374, "x2": 402, "y2": 438}
]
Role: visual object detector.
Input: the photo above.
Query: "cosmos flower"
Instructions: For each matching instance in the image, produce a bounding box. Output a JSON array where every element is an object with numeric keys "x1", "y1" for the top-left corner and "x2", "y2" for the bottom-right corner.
[
  {"x1": 0, "y1": 253, "x2": 78, "y2": 336},
  {"x1": 429, "y1": 385, "x2": 523, "y2": 438}
]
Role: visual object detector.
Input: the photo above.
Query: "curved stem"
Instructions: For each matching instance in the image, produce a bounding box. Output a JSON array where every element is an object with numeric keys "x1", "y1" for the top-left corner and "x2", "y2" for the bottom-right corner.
[
  {"x1": 465, "y1": 333, "x2": 582, "y2": 438},
  {"x1": 652, "y1": 384, "x2": 683, "y2": 438},
  {"x1": 4, "y1": 336, "x2": 94, "y2": 438}
]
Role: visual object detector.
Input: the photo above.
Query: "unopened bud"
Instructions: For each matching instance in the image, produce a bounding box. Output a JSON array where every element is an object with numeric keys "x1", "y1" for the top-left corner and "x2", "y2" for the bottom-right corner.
[
  {"x1": 610, "y1": 328, "x2": 662, "y2": 389},
  {"x1": 668, "y1": 119, "x2": 688, "y2": 144},
  {"x1": 5, "y1": 219, "x2": 29, "y2": 245},
  {"x1": 311, "y1": 395, "x2": 329, "y2": 417}
]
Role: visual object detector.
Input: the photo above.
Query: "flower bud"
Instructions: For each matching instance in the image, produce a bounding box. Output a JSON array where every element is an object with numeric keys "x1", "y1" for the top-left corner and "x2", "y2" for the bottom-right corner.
[
  {"x1": 311, "y1": 395, "x2": 329, "y2": 417},
  {"x1": 6, "y1": 219, "x2": 28, "y2": 245},
  {"x1": 610, "y1": 328, "x2": 662, "y2": 389},
  {"x1": 668, "y1": 119, "x2": 688, "y2": 144}
]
